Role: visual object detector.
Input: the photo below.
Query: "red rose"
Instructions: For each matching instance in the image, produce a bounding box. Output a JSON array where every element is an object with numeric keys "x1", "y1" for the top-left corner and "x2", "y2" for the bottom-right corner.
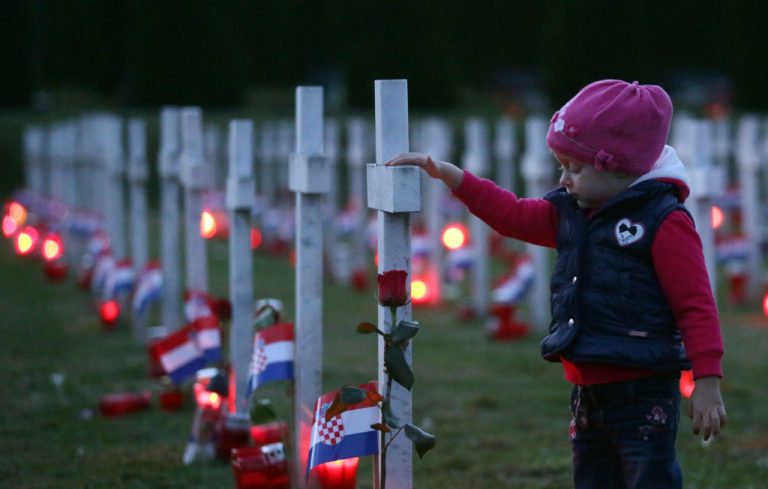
[{"x1": 377, "y1": 270, "x2": 408, "y2": 307}]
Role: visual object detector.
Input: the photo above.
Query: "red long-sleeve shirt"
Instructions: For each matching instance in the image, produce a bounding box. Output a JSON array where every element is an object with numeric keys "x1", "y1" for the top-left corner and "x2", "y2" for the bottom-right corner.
[{"x1": 453, "y1": 170, "x2": 724, "y2": 384}]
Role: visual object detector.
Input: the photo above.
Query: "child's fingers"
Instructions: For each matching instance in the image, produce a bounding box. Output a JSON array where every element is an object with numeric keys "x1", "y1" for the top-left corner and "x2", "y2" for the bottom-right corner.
[
  {"x1": 708, "y1": 408, "x2": 724, "y2": 438},
  {"x1": 701, "y1": 411, "x2": 713, "y2": 440},
  {"x1": 385, "y1": 152, "x2": 424, "y2": 167}
]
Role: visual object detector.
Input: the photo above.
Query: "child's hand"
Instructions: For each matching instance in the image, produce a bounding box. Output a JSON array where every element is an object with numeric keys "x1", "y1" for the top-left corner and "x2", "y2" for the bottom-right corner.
[
  {"x1": 386, "y1": 152, "x2": 440, "y2": 177},
  {"x1": 385, "y1": 152, "x2": 464, "y2": 189},
  {"x1": 686, "y1": 376, "x2": 727, "y2": 441}
]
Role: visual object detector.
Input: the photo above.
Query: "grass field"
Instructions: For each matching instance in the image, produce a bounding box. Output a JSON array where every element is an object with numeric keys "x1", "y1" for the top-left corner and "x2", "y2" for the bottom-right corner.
[{"x1": 1, "y1": 238, "x2": 767, "y2": 489}]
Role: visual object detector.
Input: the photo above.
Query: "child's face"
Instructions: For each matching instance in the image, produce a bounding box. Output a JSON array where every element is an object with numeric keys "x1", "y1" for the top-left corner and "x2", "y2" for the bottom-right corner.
[{"x1": 553, "y1": 151, "x2": 634, "y2": 210}]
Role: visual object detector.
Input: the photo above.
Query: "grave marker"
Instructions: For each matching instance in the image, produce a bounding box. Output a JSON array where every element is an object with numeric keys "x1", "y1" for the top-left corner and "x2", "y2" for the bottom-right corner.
[
  {"x1": 494, "y1": 116, "x2": 517, "y2": 192},
  {"x1": 736, "y1": 115, "x2": 763, "y2": 300},
  {"x1": 23, "y1": 126, "x2": 45, "y2": 195},
  {"x1": 159, "y1": 107, "x2": 183, "y2": 331},
  {"x1": 521, "y1": 117, "x2": 552, "y2": 330},
  {"x1": 289, "y1": 86, "x2": 328, "y2": 485},
  {"x1": 180, "y1": 107, "x2": 210, "y2": 295},
  {"x1": 128, "y1": 118, "x2": 150, "y2": 341},
  {"x1": 421, "y1": 117, "x2": 452, "y2": 302},
  {"x1": 689, "y1": 119, "x2": 724, "y2": 290},
  {"x1": 346, "y1": 117, "x2": 372, "y2": 276},
  {"x1": 102, "y1": 115, "x2": 128, "y2": 260},
  {"x1": 227, "y1": 120, "x2": 256, "y2": 414},
  {"x1": 367, "y1": 79, "x2": 420, "y2": 489},
  {"x1": 463, "y1": 118, "x2": 490, "y2": 317}
]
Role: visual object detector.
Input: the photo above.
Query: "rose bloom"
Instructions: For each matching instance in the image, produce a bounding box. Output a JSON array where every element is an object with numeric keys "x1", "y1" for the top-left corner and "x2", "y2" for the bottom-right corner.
[{"x1": 377, "y1": 270, "x2": 408, "y2": 307}]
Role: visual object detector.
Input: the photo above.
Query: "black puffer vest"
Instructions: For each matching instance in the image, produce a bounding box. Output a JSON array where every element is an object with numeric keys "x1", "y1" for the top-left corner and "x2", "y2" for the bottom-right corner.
[{"x1": 540, "y1": 180, "x2": 691, "y2": 370}]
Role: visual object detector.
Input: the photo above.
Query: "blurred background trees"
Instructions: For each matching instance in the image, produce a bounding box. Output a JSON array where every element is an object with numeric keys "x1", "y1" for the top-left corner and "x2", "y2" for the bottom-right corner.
[{"x1": 2, "y1": 0, "x2": 766, "y2": 113}]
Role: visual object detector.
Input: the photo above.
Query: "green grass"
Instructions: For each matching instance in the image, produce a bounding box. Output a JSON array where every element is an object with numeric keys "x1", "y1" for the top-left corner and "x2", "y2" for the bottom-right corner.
[{"x1": 1, "y1": 240, "x2": 767, "y2": 488}]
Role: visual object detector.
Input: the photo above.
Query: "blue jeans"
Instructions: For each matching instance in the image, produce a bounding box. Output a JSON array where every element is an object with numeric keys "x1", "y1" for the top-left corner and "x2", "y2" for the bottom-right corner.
[{"x1": 569, "y1": 375, "x2": 682, "y2": 489}]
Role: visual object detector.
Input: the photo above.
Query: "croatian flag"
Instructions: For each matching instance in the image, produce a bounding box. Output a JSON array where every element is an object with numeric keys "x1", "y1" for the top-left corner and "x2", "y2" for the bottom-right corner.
[
  {"x1": 306, "y1": 381, "x2": 380, "y2": 476},
  {"x1": 184, "y1": 289, "x2": 214, "y2": 323},
  {"x1": 132, "y1": 262, "x2": 163, "y2": 316},
  {"x1": 91, "y1": 251, "x2": 115, "y2": 295},
  {"x1": 247, "y1": 322, "x2": 294, "y2": 397},
  {"x1": 492, "y1": 256, "x2": 535, "y2": 305},
  {"x1": 152, "y1": 325, "x2": 205, "y2": 385},
  {"x1": 192, "y1": 316, "x2": 222, "y2": 363},
  {"x1": 104, "y1": 259, "x2": 135, "y2": 299}
]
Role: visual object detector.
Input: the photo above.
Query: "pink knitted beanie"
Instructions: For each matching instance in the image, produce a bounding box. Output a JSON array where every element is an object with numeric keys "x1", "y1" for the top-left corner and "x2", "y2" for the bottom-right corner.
[{"x1": 546, "y1": 79, "x2": 673, "y2": 175}]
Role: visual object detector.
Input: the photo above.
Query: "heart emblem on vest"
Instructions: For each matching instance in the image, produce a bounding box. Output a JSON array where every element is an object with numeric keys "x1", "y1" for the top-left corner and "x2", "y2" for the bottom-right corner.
[{"x1": 615, "y1": 218, "x2": 645, "y2": 246}]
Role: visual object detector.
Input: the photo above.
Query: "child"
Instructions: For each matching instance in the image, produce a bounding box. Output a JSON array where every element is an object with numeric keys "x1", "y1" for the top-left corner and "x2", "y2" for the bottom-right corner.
[{"x1": 387, "y1": 79, "x2": 726, "y2": 489}]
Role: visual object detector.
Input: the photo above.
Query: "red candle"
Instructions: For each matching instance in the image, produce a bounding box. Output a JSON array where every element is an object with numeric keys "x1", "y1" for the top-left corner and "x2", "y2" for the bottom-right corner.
[
  {"x1": 231, "y1": 444, "x2": 289, "y2": 489},
  {"x1": 194, "y1": 369, "x2": 224, "y2": 422},
  {"x1": 215, "y1": 413, "x2": 251, "y2": 461},
  {"x1": 99, "y1": 300, "x2": 120, "y2": 328},
  {"x1": 159, "y1": 388, "x2": 183, "y2": 411},
  {"x1": 316, "y1": 458, "x2": 359, "y2": 489},
  {"x1": 250, "y1": 421, "x2": 288, "y2": 447},
  {"x1": 99, "y1": 391, "x2": 151, "y2": 417},
  {"x1": 679, "y1": 370, "x2": 695, "y2": 399}
]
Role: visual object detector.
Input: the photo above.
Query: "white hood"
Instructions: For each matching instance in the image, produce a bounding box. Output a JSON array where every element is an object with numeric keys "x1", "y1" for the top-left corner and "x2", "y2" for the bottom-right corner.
[{"x1": 631, "y1": 145, "x2": 690, "y2": 201}]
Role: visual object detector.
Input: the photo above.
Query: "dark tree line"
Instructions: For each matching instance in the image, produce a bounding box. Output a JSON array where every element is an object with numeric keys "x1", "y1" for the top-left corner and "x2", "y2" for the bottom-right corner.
[{"x1": 1, "y1": 0, "x2": 767, "y2": 111}]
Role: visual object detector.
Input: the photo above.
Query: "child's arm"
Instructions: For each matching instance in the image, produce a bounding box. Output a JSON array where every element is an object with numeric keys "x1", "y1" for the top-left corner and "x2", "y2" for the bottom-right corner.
[
  {"x1": 387, "y1": 152, "x2": 559, "y2": 247},
  {"x1": 386, "y1": 152, "x2": 464, "y2": 189},
  {"x1": 687, "y1": 376, "x2": 727, "y2": 441},
  {"x1": 652, "y1": 210, "x2": 727, "y2": 440}
]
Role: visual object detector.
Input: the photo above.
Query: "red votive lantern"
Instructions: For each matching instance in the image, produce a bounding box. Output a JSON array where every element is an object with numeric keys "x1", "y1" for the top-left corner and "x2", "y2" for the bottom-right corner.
[
  {"x1": 216, "y1": 412, "x2": 251, "y2": 461},
  {"x1": 679, "y1": 370, "x2": 695, "y2": 399},
  {"x1": 250, "y1": 227, "x2": 262, "y2": 250},
  {"x1": 231, "y1": 443, "x2": 290, "y2": 489},
  {"x1": 99, "y1": 391, "x2": 151, "y2": 417},
  {"x1": 350, "y1": 267, "x2": 369, "y2": 292},
  {"x1": 762, "y1": 289, "x2": 768, "y2": 320},
  {"x1": 43, "y1": 260, "x2": 68, "y2": 282},
  {"x1": 250, "y1": 421, "x2": 288, "y2": 446},
  {"x1": 41, "y1": 232, "x2": 64, "y2": 262},
  {"x1": 316, "y1": 457, "x2": 359, "y2": 489},
  {"x1": 14, "y1": 225, "x2": 39, "y2": 256},
  {"x1": 194, "y1": 368, "x2": 224, "y2": 422},
  {"x1": 2, "y1": 214, "x2": 18, "y2": 238},
  {"x1": 441, "y1": 222, "x2": 469, "y2": 250},
  {"x1": 159, "y1": 381, "x2": 183, "y2": 411},
  {"x1": 99, "y1": 299, "x2": 120, "y2": 328},
  {"x1": 146, "y1": 326, "x2": 169, "y2": 378}
]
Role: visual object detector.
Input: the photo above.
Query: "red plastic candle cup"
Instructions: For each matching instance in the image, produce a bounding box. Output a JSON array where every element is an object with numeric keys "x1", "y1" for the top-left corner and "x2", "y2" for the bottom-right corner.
[
  {"x1": 215, "y1": 413, "x2": 251, "y2": 461},
  {"x1": 231, "y1": 443, "x2": 289, "y2": 489},
  {"x1": 43, "y1": 260, "x2": 68, "y2": 282},
  {"x1": 250, "y1": 421, "x2": 287, "y2": 447},
  {"x1": 99, "y1": 299, "x2": 120, "y2": 328},
  {"x1": 316, "y1": 457, "x2": 360, "y2": 489},
  {"x1": 159, "y1": 388, "x2": 183, "y2": 411},
  {"x1": 99, "y1": 391, "x2": 151, "y2": 417}
]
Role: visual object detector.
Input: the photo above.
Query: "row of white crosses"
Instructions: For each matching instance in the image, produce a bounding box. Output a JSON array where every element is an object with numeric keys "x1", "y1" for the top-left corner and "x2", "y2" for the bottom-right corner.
[
  {"x1": 26, "y1": 109, "x2": 768, "y2": 327},
  {"x1": 672, "y1": 114, "x2": 768, "y2": 302},
  {"x1": 18, "y1": 97, "x2": 768, "y2": 489}
]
